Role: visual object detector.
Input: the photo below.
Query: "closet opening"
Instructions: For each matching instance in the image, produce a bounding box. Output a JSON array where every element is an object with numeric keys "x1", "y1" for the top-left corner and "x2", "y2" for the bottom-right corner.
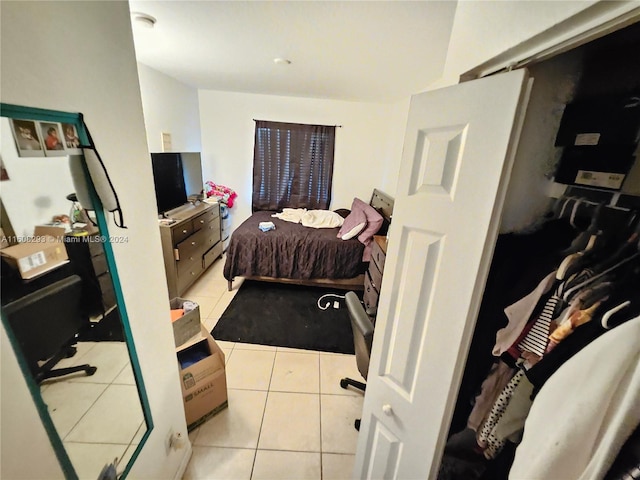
[{"x1": 439, "y1": 20, "x2": 640, "y2": 480}]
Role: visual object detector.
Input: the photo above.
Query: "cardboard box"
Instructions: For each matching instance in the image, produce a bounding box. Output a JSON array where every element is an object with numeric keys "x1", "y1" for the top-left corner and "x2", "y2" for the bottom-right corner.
[
  {"x1": 554, "y1": 145, "x2": 636, "y2": 190},
  {"x1": 176, "y1": 325, "x2": 228, "y2": 430},
  {"x1": 0, "y1": 231, "x2": 69, "y2": 280},
  {"x1": 34, "y1": 224, "x2": 68, "y2": 241},
  {"x1": 555, "y1": 94, "x2": 640, "y2": 147},
  {"x1": 170, "y1": 297, "x2": 201, "y2": 347}
]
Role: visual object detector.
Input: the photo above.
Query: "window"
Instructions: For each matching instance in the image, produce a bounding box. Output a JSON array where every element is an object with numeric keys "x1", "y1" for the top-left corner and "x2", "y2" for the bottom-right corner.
[{"x1": 252, "y1": 120, "x2": 336, "y2": 212}]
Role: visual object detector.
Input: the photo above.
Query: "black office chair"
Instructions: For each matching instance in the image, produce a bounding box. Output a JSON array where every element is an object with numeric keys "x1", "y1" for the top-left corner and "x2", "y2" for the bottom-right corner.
[
  {"x1": 2, "y1": 275, "x2": 97, "y2": 384},
  {"x1": 340, "y1": 291, "x2": 374, "y2": 430}
]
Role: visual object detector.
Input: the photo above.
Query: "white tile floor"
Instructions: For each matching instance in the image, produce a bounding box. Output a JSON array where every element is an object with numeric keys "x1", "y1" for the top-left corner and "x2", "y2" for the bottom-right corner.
[
  {"x1": 39, "y1": 341, "x2": 145, "y2": 479},
  {"x1": 182, "y1": 257, "x2": 365, "y2": 480},
  {"x1": 35, "y1": 255, "x2": 363, "y2": 480}
]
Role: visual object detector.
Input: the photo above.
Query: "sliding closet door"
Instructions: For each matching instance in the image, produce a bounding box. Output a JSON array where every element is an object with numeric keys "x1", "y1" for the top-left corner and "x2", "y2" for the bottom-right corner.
[{"x1": 353, "y1": 69, "x2": 532, "y2": 479}]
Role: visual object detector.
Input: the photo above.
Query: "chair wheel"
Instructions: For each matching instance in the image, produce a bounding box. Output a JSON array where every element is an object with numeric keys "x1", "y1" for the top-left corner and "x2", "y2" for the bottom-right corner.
[
  {"x1": 86, "y1": 366, "x2": 97, "y2": 376},
  {"x1": 355, "y1": 419, "x2": 361, "y2": 431},
  {"x1": 340, "y1": 379, "x2": 349, "y2": 389}
]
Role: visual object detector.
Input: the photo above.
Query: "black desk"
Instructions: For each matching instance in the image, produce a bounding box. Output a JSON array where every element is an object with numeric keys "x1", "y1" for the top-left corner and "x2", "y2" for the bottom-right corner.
[{"x1": 1, "y1": 233, "x2": 123, "y2": 341}]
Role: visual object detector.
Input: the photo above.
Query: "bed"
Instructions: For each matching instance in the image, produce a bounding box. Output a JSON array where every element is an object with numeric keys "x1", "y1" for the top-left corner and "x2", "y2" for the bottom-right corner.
[{"x1": 223, "y1": 189, "x2": 394, "y2": 291}]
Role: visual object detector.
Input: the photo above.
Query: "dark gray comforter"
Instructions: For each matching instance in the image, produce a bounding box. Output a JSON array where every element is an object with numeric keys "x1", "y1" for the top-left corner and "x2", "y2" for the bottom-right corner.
[{"x1": 223, "y1": 210, "x2": 366, "y2": 281}]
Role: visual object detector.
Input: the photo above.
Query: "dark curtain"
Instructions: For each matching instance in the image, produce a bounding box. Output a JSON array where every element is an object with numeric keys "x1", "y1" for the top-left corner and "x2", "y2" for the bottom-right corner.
[{"x1": 252, "y1": 120, "x2": 335, "y2": 212}]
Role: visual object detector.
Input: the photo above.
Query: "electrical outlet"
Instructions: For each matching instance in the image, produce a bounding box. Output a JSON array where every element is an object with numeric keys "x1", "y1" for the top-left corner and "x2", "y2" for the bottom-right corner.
[{"x1": 333, "y1": 301, "x2": 339, "y2": 309}]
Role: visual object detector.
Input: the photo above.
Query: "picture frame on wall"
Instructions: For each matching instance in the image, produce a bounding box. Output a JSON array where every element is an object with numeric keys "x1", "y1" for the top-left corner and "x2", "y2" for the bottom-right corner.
[
  {"x1": 39, "y1": 121, "x2": 67, "y2": 157},
  {"x1": 61, "y1": 122, "x2": 81, "y2": 154},
  {"x1": 9, "y1": 118, "x2": 45, "y2": 157}
]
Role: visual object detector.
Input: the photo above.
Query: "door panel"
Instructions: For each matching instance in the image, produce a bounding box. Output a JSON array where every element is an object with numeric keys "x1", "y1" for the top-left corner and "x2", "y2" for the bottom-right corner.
[{"x1": 354, "y1": 69, "x2": 532, "y2": 479}]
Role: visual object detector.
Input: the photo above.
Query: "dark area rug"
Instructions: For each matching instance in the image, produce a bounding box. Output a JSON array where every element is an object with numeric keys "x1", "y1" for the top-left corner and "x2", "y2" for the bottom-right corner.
[{"x1": 212, "y1": 280, "x2": 356, "y2": 354}]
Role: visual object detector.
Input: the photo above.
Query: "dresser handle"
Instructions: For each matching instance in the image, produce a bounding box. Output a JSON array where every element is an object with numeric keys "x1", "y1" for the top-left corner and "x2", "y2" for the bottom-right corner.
[
  {"x1": 200, "y1": 220, "x2": 205, "y2": 224},
  {"x1": 182, "y1": 229, "x2": 188, "y2": 234},
  {"x1": 191, "y1": 241, "x2": 196, "y2": 246}
]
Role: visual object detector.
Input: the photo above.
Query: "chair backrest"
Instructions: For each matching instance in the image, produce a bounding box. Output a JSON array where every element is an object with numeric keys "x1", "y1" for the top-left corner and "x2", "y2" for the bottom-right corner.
[
  {"x1": 345, "y1": 291, "x2": 374, "y2": 381},
  {"x1": 2, "y1": 275, "x2": 85, "y2": 373}
]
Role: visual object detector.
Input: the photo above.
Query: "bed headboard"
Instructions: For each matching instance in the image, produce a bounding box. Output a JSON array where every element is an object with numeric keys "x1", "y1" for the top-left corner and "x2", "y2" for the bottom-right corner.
[{"x1": 370, "y1": 188, "x2": 394, "y2": 235}]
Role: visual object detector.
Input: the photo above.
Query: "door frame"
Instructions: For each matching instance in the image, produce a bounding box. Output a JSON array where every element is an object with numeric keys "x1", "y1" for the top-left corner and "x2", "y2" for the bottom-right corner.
[{"x1": 461, "y1": 2, "x2": 640, "y2": 82}]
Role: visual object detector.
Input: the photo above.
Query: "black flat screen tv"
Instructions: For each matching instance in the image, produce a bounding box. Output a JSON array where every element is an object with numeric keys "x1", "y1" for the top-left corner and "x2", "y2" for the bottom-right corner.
[{"x1": 151, "y1": 152, "x2": 203, "y2": 215}]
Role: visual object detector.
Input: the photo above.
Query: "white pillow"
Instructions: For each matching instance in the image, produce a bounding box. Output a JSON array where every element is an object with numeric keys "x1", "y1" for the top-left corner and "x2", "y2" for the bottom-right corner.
[{"x1": 340, "y1": 221, "x2": 367, "y2": 240}]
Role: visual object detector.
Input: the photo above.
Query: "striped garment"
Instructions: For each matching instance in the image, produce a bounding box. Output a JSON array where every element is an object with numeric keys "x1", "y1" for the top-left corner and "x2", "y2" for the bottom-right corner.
[{"x1": 517, "y1": 268, "x2": 596, "y2": 358}]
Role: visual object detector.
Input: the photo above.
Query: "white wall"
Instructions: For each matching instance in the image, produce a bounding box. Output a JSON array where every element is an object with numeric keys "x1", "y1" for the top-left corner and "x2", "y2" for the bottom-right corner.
[
  {"x1": 436, "y1": 0, "x2": 598, "y2": 87},
  {"x1": 198, "y1": 90, "x2": 408, "y2": 231},
  {"x1": 0, "y1": 120, "x2": 76, "y2": 237},
  {"x1": 1, "y1": 2, "x2": 188, "y2": 479},
  {"x1": 137, "y1": 63, "x2": 202, "y2": 153}
]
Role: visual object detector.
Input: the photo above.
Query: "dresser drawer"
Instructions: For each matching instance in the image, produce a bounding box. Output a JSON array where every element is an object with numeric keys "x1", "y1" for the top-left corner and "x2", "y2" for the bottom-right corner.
[
  {"x1": 202, "y1": 219, "x2": 221, "y2": 245},
  {"x1": 87, "y1": 235, "x2": 105, "y2": 257},
  {"x1": 92, "y1": 252, "x2": 108, "y2": 276},
  {"x1": 368, "y1": 261, "x2": 383, "y2": 295},
  {"x1": 371, "y1": 238, "x2": 386, "y2": 273},
  {"x1": 173, "y1": 221, "x2": 194, "y2": 244},
  {"x1": 176, "y1": 228, "x2": 208, "y2": 262},
  {"x1": 177, "y1": 261, "x2": 203, "y2": 293},
  {"x1": 192, "y1": 207, "x2": 219, "y2": 232},
  {"x1": 177, "y1": 254, "x2": 203, "y2": 278},
  {"x1": 203, "y1": 241, "x2": 223, "y2": 270},
  {"x1": 363, "y1": 270, "x2": 379, "y2": 317},
  {"x1": 98, "y1": 273, "x2": 116, "y2": 310}
]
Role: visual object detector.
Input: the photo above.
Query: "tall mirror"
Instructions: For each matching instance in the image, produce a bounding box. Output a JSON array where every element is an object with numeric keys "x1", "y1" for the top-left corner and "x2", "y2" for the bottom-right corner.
[{"x1": 0, "y1": 104, "x2": 152, "y2": 479}]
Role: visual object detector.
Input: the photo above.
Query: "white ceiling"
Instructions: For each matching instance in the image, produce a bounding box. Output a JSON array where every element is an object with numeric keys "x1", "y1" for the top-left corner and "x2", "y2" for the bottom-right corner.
[{"x1": 129, "y1": 1, "x2": 458, "y2": 102}]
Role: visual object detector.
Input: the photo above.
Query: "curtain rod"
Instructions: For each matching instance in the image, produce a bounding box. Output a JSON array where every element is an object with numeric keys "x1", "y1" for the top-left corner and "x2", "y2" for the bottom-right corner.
[{"x1": 253, "y1": 119, "x2": 342, "y2": 128}]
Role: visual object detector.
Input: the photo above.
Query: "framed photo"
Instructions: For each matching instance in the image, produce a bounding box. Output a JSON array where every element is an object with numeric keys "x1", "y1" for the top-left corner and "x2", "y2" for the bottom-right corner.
[
  {"x1": 39, "y1": 121, "x2": 67, "y2": 157},
  {"x1": 10, "y1": 118, "x2": 45, "y2": 157},
  {"x1": 61, "y1": 122, "x2": 81, "y2": 154}
]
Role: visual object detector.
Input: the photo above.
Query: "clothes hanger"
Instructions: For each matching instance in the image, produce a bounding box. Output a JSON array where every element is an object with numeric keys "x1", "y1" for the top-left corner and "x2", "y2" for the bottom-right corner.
[
  {"x1": 558, "y1": 196, "x2": 576, "y2": 220},
  {"x1": 601, "y1": 301, "x2": 631, "y2": 329},
  {"x1": 556, "y1": 202, "x2": 606, "y2": 280},
  {"x1": 562, "y1": 251, "x2": 640, "y2": 302}
]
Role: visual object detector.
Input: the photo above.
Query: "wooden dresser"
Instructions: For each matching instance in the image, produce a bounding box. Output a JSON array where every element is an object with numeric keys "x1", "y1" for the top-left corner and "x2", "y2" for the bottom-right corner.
[
  {"x1": 159, "y1": 202, "x2": 223, "y2": 298},
  {"x1": 65, "y1": 233, "x2": 117, "y2": 318},
  {"x1": 363, "y1": 235, "x2": 387, "y2": 320}
]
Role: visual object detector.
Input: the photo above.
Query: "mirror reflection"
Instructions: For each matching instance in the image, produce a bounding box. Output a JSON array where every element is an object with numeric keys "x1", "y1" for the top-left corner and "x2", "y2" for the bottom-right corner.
[{"x1": 0, "y1": 116, "x2": 148, "y2": 479}]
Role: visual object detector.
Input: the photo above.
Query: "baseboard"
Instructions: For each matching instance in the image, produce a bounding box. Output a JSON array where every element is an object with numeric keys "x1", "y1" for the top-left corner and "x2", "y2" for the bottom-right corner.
[{"x1": 173, "y1": 442, "x2": 192, "y2": 480}]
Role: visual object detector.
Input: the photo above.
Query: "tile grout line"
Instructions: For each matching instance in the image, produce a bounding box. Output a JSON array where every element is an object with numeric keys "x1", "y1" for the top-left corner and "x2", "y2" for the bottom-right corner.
[{"x1": 249, "y1": 349, "x2": 277, "y2": 479}]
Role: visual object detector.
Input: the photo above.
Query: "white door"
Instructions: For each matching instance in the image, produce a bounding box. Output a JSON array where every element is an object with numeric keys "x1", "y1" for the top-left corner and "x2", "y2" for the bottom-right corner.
[{"x1": 353, "y1": 69, "x2": 532, "y2": 479}]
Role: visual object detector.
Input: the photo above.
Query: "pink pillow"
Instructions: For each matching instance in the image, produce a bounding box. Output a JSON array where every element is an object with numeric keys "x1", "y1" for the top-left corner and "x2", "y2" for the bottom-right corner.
[
  {"x1": 351, "y1": 197, "x2": 383, "y2": 245},
  {"x1": 337, "y1": 207, "x2": 367, "y2": 240}
]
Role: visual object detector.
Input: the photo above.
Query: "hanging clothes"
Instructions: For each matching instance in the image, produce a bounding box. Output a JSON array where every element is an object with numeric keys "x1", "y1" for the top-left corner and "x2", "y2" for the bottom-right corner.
[
  {"x1": 442, "y1": 204, "x2": 639, "y2": 480},
  {"x1": 475, "y1": 248, "x2": 639, "y2": 459},
  {"x1": 450, "y1": 218, "x2": 578, "y2": 435},
  {"x1": 509, "y1": 316, "x2": 640, "y2": 480}
]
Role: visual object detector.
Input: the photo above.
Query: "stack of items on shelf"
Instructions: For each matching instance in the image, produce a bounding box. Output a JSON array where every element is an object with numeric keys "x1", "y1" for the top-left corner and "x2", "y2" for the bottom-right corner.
[{"x1": 170, "y1": 297, "x2": 228, "y2": 430}]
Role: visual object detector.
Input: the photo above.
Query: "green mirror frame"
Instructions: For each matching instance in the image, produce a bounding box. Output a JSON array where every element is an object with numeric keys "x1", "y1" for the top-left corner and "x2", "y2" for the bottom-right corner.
[{"x1": 0, "y1": 103, "x2": 153, "y2": 479}]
